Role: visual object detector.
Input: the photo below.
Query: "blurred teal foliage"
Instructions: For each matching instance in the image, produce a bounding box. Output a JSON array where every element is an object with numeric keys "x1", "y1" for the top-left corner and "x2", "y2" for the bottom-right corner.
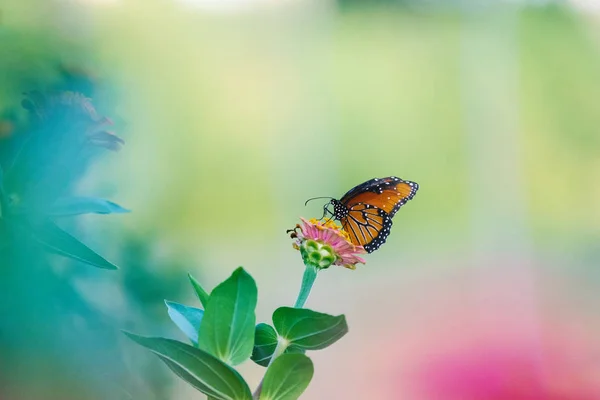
[{"x1": 0, "y1": 27, "x2": 184, "y2": 399}]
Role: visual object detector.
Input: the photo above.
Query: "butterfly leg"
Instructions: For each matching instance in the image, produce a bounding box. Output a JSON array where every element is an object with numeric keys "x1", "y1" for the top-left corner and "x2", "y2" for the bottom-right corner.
[{"x1": 318, "y1": 204, "x2": 334, "y2": 221}]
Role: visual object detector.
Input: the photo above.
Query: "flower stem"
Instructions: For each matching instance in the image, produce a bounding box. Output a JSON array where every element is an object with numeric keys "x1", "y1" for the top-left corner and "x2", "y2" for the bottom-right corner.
[
  {"x1": 253, "y1": 264, "x2": 318, "y2": 399},
  {"x1": 269, "y1": 338, "x2": 288, "y2": 365},
  {"x1": 252, "y1": 338, "x2": 289, "y2": 399},
  {"x1": 294, "y1": 263, "x2": 318, "y2": 308}
]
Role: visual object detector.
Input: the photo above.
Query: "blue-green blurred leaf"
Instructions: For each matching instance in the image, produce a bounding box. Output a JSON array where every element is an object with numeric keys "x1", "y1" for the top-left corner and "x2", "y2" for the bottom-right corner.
[
  {"x1": 259, "y1": 354, "x2": 313, "y2": 400},
  {"x1": 124, "y1": 333, "x2": 252, "y2": 400},
  {"x1": 0, "y1": 164, "x2": 6, "y2": 218},
  {"x1": 198, "y1": 267, "x2": 257, "y2": 366},
  {"x1": 49, "y1": 196, "x2": 130, "y2": 216},
  {"x1": 165, "y1": 300, "x2": 204, "y2": 345},
  {"x1": 29, "y1": 219, "x2": 117, "y2": 269},
  {"x1": 188, "y1": 273, "x2": 210, "y2": 308},
  {"x1": 272, "y1": 307, "x2": 347, "y2": 351}
]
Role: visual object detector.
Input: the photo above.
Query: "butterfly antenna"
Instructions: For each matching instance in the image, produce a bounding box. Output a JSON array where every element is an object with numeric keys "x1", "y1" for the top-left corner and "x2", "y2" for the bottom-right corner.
[{"x1": 304, "y1": 196, "x2": 334, "y2": 207}]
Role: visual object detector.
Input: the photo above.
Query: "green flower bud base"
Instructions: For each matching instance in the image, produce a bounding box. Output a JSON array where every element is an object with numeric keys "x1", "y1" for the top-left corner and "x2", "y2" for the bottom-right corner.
[
  {"x1": 300, "y1": 239, "x2": 336, "y2": 270},
  {"x1": 294, "y1": 239, "x2": 338, "y2": 308}
]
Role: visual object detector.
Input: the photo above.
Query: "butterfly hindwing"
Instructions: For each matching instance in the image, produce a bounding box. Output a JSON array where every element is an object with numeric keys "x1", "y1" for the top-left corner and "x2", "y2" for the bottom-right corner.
[{"x1": 341, "y1": 203, "x2": 393, "y2": 253}]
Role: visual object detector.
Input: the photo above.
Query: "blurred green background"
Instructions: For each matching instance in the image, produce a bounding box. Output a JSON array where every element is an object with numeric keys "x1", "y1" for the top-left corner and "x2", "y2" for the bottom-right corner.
[{"x1": 2, "y1": 0, "x2": 600, "y2": 399}]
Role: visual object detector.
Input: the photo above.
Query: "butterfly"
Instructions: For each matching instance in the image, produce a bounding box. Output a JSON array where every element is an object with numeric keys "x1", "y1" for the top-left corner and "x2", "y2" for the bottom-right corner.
[{"x1": 307, "y1": 177, "x2": 419, "y2": 253}]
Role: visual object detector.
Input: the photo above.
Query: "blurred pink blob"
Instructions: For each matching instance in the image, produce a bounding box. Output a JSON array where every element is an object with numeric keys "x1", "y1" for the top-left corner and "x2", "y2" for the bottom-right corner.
[
  {"x1": 306, "y1": 261, "x2": 600, "y2": 400},
  {"x1": 385, "y1": 264, "x2": 600, "y2": 400},
  {"x1": 412, "y1": 340, "x2": 600, "y2": 400}
]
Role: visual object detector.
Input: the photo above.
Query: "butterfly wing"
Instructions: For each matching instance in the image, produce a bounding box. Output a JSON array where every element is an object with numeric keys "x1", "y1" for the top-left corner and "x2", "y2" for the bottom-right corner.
[
  {"x1": 340, "y1": 176, "x2": 418, "y2": 217},
  {"x1": 336, "y1": 176, "x2": 418, "y2": 252},
  {"x1": 340, "y1": 203, "x2": 392, "y2": 253}
]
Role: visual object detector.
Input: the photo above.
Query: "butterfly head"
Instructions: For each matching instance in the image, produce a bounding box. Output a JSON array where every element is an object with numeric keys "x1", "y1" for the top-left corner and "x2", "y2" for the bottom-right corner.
[
  {"x1": 305, "y1": 196, "x2": 336, "y2": 220},
  {"x1": 315, "y1": 199, "x2": 347, "y2": 221}
]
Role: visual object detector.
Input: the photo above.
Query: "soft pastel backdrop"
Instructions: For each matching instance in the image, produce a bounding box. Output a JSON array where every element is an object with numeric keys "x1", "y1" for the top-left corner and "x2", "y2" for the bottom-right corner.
[{"x1": 1, "y1": 0, "x2": 600, "y2": 399}]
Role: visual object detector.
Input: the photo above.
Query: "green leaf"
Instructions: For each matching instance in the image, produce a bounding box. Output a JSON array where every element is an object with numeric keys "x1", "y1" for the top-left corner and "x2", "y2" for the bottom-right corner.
[
  {"x1": 259, "y1": 354, "x2": 314, "y2": 400},
  {"x1": 188, "y1": 273, "x2": 210, "y2": 308},
  {"x1": 49, "y1": 196, "x2": 130, "y2": 216},
  {"x1": 165, "y1": 300, "x2": 204, "y2": 345},
  {"x1": 251, "y1": 324, "x2": 304, "y2": 367},
  {"x1": 124, "y1": 332, "x2": 252, "y2": 400},
  {"x1": 29, "y1": 219, "x2": 117, "y2": 269},
  {"x1": 251, "y1": 323, "x2": 278, "y2": 367},
  {"x1": 198, "y1": 267, "x2": 257, "y2": 366},
  {"x1": 272, "y1": 307, "x2": 348, "y2": 351}
]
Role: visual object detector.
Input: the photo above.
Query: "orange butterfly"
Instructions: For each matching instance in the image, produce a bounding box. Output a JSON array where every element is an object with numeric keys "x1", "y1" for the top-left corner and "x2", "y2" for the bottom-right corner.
[{"x1": 309, "y1": 177, "x2": 419, "y2": 253}]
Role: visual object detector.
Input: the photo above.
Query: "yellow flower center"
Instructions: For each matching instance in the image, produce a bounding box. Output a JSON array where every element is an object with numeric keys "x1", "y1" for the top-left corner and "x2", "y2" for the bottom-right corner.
[{"x1": 308, "y1": 218, "x2": 352, "y2": 243}]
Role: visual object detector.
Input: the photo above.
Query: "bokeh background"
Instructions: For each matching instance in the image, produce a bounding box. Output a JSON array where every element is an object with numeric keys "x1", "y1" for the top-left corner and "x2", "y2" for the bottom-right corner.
[{"x1": 2, "y1": 0, "x2": 600, "y2": 399}]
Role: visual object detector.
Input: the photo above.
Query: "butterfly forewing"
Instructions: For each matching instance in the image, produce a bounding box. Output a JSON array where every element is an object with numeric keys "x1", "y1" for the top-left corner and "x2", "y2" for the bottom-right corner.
[
  {"x1": 334, "y1": 176, "x2": 418, "y2": 253},
  {"x1": 340, "y1": 177, "x2": 418, "y2": 217}
]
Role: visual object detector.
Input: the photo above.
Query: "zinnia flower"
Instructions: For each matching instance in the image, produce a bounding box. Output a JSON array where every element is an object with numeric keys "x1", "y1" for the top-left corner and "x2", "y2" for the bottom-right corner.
[{"x1": 289, "y1": 217, "x2": 366, "y2": 270}]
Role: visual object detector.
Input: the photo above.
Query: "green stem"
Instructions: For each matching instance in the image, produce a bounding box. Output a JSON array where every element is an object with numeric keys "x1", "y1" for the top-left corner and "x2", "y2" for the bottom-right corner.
[
  {"x1": 252, "y1": 338, "x2": 289, "y2": 399},
  {"x1": 269, "y1": 338, "x2": 288, "y2": 366},
  {"x1": 253, "y1": 263, "x2": 318, "y2": 399},
  {"x1": 294, "y1": 263, "x2": 318, "y2": 308}
]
